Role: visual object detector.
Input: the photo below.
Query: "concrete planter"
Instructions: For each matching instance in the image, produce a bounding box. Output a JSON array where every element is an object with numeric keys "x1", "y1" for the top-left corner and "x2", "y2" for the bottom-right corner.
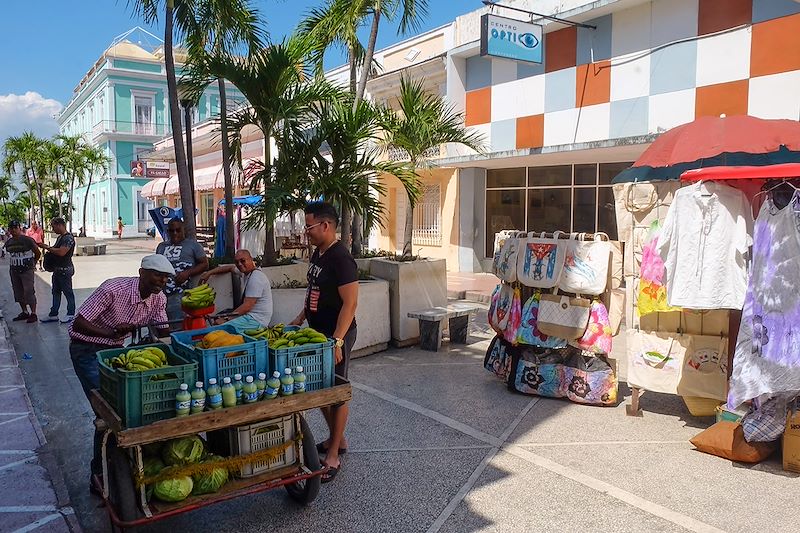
[
  {"x1": 369, "y1": 258, "x2": 447, "y2": 346},
  {"x1": 205, "y1": 272, "x2": 235, "y2": 311},
  {"x1": 354, "y1": 258, "x2": 372, "y2": 272},
  {"x1": 270, "y1": 278, "x2": 390, "y2": 356},
  {"x1": 261, "y1": 261, "x2": 308, "y2": 287}
]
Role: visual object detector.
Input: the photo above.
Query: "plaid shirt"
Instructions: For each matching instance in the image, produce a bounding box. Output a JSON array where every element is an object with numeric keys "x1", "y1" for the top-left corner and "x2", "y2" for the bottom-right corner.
[{"x1": 69, "y1": 277, "x2": 167, "y2": 347}]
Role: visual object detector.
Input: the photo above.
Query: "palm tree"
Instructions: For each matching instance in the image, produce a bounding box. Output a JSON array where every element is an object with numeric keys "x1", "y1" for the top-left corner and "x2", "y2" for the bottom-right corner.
[
  {"x1": 80, "y1": 146, "x2": 111, "y2": 236},
  {"x1": 42, "y1": 139, "x2": 67, "y2": 218},
  {"x1": 299, "y1": 0, "x2": 430, "y2": 255},
  {"x1": 182, "y1": 36, "x2": 340, "y2": 261},
  {"x1": 56, "y1": 134, "x2": 89, "y2": 232},
  {"x1": 0, "y1": 174, "x2": 16, "y2": 223},
  {"x1": 380, "y1": 77, "x2": 484, "y2": 260},
  {"x1": 182, "y1": 0, "x2": 265, "y2": 258},
  {"x1": 3, "y1": 132, "x2": 47, "y2": 228},
  {"x1": 127, "y1": 0, "x2": 198, "y2": 237}
]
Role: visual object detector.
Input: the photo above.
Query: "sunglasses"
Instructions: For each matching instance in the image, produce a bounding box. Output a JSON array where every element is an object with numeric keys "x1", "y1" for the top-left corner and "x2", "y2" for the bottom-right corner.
[
  {"x1": 304, "y1": 221, "x2": 324, "y2": 231},
  {"x1": 167, "y1": 228, "x2": 182, "y2": 233}
]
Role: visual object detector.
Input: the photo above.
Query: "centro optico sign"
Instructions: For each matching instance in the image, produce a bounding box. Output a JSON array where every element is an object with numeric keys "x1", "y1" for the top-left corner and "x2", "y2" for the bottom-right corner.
[{"x1": 480, "y1": 13, "x2": 543, "y2": 63}]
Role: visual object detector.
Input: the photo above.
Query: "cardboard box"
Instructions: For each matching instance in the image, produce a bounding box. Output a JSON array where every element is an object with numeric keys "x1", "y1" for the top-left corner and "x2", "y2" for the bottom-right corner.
[{"x1": 782, "y1": 410, "x2": 800, "y2": 473}]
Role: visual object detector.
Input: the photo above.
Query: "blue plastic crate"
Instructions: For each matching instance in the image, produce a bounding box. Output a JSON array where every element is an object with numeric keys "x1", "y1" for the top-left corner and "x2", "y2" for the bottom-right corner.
[
  {"x1": 170, "y1": 325, "x2": 267, "y2": 384},
  {"x1": 269, "y1": 340, "x2": 334, "y2": 391},
  {"x1": 97, "y1": 344, "x2": 198, "y2": 428}
]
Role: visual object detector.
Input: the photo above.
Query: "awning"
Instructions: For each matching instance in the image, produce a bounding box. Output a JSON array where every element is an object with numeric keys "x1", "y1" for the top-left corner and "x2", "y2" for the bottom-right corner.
[
  {"x1": 194, "y1": 165, "x2": 224, "y2": 191},
  {"x1": 164, "y1": 174, "x2": 180, "y2": 195},
  {"x1": 681, "y1": 163, "x2": 800, "y2": 182},
  {"x1": 141, "y1": 177, "x2": 169, "y2": 198}
]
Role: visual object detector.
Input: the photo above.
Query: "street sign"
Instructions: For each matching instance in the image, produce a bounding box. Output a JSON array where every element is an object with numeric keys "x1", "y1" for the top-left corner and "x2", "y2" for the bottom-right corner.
[
  {"x1": 145, "y1": 161, "x2": 170, "y2": 178},
  {"x1": 480, "y1": 13, "x2": 543, "y2": 64}
]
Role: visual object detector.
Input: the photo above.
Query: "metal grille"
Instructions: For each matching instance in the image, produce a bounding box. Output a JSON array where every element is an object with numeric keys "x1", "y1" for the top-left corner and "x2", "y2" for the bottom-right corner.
[{"x1": 412, "y1": 184, "x2": 442, "y2": 246}]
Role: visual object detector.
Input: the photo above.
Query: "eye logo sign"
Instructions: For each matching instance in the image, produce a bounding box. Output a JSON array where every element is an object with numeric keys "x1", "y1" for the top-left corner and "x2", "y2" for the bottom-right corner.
[
  {"x1": 520, "y1": 33, "x2": 539, "y2": 49},
  {"x1": 490, "y1": 28, "x2": 540, "y2": 50},
  {"x1": 481, "y1": 14, "x2": 543, "y2": 64}
]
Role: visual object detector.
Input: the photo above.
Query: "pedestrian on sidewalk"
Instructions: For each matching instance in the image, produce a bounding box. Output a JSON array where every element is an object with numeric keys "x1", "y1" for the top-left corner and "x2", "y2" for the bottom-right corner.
[
  {"x1": 4, "y1": 220, "x2": 41, "y2": 323},
  {"x1": 38, "y1": 217, "x2": 76, "y2": 323},
  {"x1": 290, "y1": 202, "x2": 358, "y2": 483},
  {"x1": 26, "y1": 219, "x2": 45, "y2": 271},
  {"x1": 117, "y1": 216, "x2": 124, "y2": 240},
  {"x1": 155, "y1": 218, "x2": 209, "y2": 325},
  {"x1": 0, "y1": 226, "x2": 6, "y2": 257},
  {"x1": 68, "y1": 254, "x2": 174, "y2": 494}
]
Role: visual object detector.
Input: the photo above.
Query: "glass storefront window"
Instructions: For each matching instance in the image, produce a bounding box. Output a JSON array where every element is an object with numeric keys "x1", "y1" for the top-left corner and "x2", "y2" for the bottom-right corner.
[
  {"x1": 528, "y1": 165, "x2": 571, "y2": 186},
  {"x1": 573, "y1": 188, "x2": 597, "y2": 233},
  {"x1": 487, "y1": 167, "x2": 526, "y2": 188},
  {"x1": 486, "y1": 189, "x2": 525, "y2": 255},
  {"x1": 527, "y1": 188, "x2": 570, "y2": 233},
  {"x1": 574, "y1": 164, "x2": 597, "y2": 185},
  {"x1": 599, "y1": 162, "x2": 633, "y2": 185},
  {"x1": 598, "y1": 187, "x2": 618, "y2": 239}
]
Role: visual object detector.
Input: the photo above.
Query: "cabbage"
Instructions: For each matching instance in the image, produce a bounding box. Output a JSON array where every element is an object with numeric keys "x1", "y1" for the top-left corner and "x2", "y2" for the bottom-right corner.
[
  {"x1": 143, "y1": 457, "x2": 165, "y2": 477},
  {"x1": 162, "y1": 436, "x2": 205, "y2": 466},
  {"x1": 153, "y1": 469, "x2": 193, "y2": 502},
  {"x1": 191, "y1": 455, "x2": 229, "y2": 495}
]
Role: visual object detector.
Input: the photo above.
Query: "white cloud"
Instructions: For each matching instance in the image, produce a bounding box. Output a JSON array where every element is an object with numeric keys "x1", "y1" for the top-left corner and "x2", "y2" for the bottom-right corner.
[{"x1": 0, "y1": 92, "x2": 63, "y2": 144}]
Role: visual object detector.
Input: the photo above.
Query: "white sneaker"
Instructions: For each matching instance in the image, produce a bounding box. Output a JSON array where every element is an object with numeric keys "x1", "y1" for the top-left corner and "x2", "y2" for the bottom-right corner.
[
  {"x1": 40, "y1": 315, "x2": 59, "y2": 323},
  {"x1": 60, "y1": 315, "x2": 75, "y2": 323}
]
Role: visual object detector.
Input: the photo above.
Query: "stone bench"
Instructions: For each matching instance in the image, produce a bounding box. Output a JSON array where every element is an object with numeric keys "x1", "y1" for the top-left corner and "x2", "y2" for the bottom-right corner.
[
  {"x1": 75, "y1": 243, "x2": 107, "y2": 256},
  {"x1": 407, "y1": 303, "x2": 482, "y2": 351}
]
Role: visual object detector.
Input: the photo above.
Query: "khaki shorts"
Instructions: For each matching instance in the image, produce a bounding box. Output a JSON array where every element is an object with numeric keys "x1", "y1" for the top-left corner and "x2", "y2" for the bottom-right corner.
[{"x1": 10, "y1": 268, "x2": 35, "y2": 306}]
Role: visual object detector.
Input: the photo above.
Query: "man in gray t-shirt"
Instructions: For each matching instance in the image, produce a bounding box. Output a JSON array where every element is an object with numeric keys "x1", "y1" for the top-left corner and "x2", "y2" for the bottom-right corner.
[
  {"x1": 199, "y1": 249, "x2": 273, "y2": 332},
  {"x1": 155, "y1": 219, "x2": 209, "y2": 323}
]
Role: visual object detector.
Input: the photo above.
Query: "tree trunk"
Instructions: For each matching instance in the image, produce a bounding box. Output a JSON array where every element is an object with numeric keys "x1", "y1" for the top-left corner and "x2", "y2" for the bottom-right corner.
[
  {"x1": 165, "y1": 1, "x2": 196, "y2": 237},
  {"x1": 340, "y1": 208, "x2": 352, "y2": 250},
  {"x1": 352, "y1": 212, "x2": 363, "y2": 255},
  {"x1": 82, "y1": 175, "x2": 93, "y2": 236},
  {"x1": 218, "y1": 77, "x2": 236, "y2": 259},
  {"x1": 67, "y1": 175, "x2": 75, "y2": 232},
  {"x1": 402, "y1": 190, "x2": 414, "y2": 260},
  {"x1": 263, "y1": 137, "x2": 277, "y2": 262},
  {"x1": 56, "y1": 168, "x2": 63, "y2": 218}
]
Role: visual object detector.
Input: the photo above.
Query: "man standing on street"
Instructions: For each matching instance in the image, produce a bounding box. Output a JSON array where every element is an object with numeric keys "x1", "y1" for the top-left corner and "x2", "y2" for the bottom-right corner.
[
  {"x1": 26, "y1": 219, "x2": 44, "y2": 271},
  {"x1": 156, "y1": 218, "x2": 209, "y2": 325},
  {"x1": 4, "y1": 221, "x2": 41, "y2": 323},
  {"x1": 68, "y1": 254, "x2": 173, "y2": 494},
  {"x1": 38, "y1": 217, "x2": 76, "y2": 323},
  {"x1": 290, "y1": 202, "x2": 358, "y2": 483}
]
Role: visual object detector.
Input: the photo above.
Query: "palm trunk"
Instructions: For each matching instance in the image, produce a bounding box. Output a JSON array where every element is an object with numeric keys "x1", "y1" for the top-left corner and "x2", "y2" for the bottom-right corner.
[
  {"x1": 165, "y1": 1, "x2": 196, "y2": 237},
  {"x1": 263, "y1": 136, "x2": 277, "y2": 262},
  {"x1": 68, "y1": 175, "x2": 75, "y2": 232},
  {"x1": 402, "y1": 191, "x2": 414, "y2": 260},
  {"x1": 55, "y1": 168, "x2": 63, "y2": 218},
  {"x1": 82, "y1": 174, "x2": 93, "y2": 236},
  {"x1": 218, "y1": 77, "x2": 236, "y2": 259},
  {"x1": 340, "y1": 207, "x2": 351, "y2": 250}
]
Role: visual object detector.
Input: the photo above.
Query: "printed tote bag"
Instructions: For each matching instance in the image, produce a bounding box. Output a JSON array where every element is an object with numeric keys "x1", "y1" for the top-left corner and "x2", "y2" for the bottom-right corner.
[
  {"x1": 517, "y1": 232, "x2": 566, "y2": 288},
  {"x1": 559, "y1": 233, "x2": 611, "y2": 295},
  {"x1": 626, "y1": 329, "x2": 691, "y2": 394}
]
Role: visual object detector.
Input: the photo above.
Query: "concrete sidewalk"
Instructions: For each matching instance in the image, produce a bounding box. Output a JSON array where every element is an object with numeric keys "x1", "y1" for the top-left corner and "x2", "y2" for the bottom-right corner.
[{"x1": 0, "y1": 317, "x2": 80, "y2": 532}]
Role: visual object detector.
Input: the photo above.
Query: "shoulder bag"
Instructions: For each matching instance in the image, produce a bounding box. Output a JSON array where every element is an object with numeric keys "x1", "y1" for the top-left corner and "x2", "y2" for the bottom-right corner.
[
  {"x1": 516, "y1": 231, "x2": 567, "y2": 288},
  {"x1": 559, "y1": 232, "x2": 611, "y2": 295},
  {"x1": 537, "y1": 288, "x2": 591, "y2": 340}
]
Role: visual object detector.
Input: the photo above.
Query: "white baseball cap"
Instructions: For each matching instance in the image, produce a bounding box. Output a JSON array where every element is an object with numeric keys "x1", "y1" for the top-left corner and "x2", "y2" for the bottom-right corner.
[{"x1": 140, "y1": 254, "x2": 176, "y2": 275}]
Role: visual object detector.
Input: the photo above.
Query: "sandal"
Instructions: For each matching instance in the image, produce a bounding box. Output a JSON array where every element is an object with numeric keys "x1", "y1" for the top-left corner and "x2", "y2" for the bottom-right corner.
[
  {"x1": 320, "y1": 465, "x2": 339, "y2": 484},
  {"x1": 316, "y1": 442, "x2": 347, "y2": 455}
]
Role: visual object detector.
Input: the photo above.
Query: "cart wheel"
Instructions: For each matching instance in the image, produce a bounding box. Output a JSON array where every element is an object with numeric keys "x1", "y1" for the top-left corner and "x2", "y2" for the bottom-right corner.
[
  {"x1": 285, "y1": 415, "x2": 321, "y2": 505},
  {"x1": 107, "y1": 437, "x2": 141, "y2": 526}
]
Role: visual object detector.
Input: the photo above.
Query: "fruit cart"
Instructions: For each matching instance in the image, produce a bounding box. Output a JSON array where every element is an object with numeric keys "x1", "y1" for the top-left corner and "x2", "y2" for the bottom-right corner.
[{"x1": 89, "y1": 376, "x2": 352, "y2": 531}]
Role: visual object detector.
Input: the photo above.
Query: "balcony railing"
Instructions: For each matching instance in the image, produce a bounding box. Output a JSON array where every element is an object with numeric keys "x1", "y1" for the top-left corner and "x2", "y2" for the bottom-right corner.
[
  {"x1": 386, "y1": 145, "x2": 443, "y2": 162},
  {"x1": 92, "y1": 120, "x2": 168, "y2": 138}
]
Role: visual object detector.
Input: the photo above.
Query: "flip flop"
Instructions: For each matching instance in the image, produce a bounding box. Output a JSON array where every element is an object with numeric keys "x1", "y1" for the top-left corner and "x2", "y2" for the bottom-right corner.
[
  {"x1": 316, "y1": 442, "x2": 347, "y2": 455},
  {"x1": 320, "y1": 465, "x2": 339, "y2": 484}
]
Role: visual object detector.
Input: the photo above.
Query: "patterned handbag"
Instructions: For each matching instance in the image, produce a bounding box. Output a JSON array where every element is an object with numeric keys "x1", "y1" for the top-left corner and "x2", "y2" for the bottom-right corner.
[
  {"x1": 516, "y1": 291, "x2": 568, "y2": 348},
  {"x1": 562, "y1": 349, "x2": 618, "y2": 406},
  {"x1": 487, "y1": 284, "x2": 503, "y2": 334},
  {"x1": 625, "y1": 329, "x2": 691, "y2": 394},
  {"x1": 568, "y1": 299, "x2": 613, "y2": 355},
  {"x1": 493, "y1": 231, "x2": 524, "y2": 283},
  {"x1": 491, "y1": 230, "x2": 516, "y2": 279},
  {"x1": 502, "y1": 285, "x2": 523, "y2": 344},
  {"x1": 676, "y1": 335, "x2": 728, "y2": 401},
  {"x1": 516, "y1": 231, "x2": 566, "y2": 288},
  {"x1": 488, "y1": 283, "x2": 515, "y2": 333},
  {"x1": 484, "y1": 335, "x2": 516, "y2": 382},
  {"x1": 537, "y1": 289, "x2": 591, "y2": 340},
  {"x1": 559, "y1": 232, "x2": 611, "y2": 295}
]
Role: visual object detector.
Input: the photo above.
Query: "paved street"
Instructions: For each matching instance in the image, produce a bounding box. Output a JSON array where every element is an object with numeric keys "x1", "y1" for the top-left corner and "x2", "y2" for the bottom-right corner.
[{"x1": 0, "y1": 241, "x2": 796, "y2": 533}]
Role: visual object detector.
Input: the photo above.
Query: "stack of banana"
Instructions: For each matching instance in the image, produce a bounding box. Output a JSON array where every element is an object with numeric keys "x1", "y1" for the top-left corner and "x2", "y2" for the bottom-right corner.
[
  {"x1": 244, "y1": 323, "x2": 287, "y2": 341},
  {"x1": 253, "y1": 326, "x2": 329, "y2": 349},
  {"x1": 109, "y1": 346, "x2": 168, "y2": 371},
  {"x1": 199, "y1": 329, "x2": 245, "y2": 349},
  {"x1": 181, "y1": 284, "x2": 216, "y2": 310}
]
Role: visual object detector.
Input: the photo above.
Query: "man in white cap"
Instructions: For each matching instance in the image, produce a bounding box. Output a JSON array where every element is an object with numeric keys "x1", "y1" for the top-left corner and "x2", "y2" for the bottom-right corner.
[{"x1": 68, "y1": 254, "x2": 175, "y2": 495}]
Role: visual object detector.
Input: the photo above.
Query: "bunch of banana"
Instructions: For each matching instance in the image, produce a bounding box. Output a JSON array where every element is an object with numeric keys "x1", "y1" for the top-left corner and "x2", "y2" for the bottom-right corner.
[
  {"x1": 269, "y1": 327, "x2": 328, "y2": 349},
  {"x1": 199, "y1": 329, "x2": 245, "y2": 349},
  {"x1": 244, "y1": 323, "x2": 285, "y2": 340},
  {"x1": 181, "y1": 284, "x2": 216, "y2": 310},
  {"x1": 109, "y1": 346, "x2": 168, "y2": 371}
]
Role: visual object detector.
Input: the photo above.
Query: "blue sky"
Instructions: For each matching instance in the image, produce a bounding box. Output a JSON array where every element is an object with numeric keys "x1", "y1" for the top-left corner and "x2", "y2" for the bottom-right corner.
[{"x1": 0, "y1": 0, "x2": 477, "y2": 142}]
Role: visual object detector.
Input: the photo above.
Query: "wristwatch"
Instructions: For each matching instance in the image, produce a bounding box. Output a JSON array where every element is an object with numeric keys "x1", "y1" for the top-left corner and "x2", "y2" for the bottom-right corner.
[{"x1": 334, "y1": 337, "x2": 344, "y2": 348}]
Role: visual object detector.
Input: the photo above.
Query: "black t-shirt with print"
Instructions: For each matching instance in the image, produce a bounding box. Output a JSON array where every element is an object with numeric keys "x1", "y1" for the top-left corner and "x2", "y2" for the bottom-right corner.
[
  {"x1": 4, "y1": 235, "x2": 38, "y2": 272},
  {"x1": 305, "y1": 241, "x2": 357, "y2": 337},
  {"x1": 50, "y1": 232, "x2": 75, "y2": 269}
]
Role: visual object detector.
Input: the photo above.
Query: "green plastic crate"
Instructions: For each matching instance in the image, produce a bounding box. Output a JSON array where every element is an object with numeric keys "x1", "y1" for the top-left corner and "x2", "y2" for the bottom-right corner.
[{"x1": 97, "y1": 343, "x2": 198, "y2": 428}]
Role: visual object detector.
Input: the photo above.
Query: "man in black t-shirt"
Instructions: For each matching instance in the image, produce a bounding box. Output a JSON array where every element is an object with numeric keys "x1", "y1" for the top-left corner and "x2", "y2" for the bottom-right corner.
[
  {"x1": 38, "y1": 217, "x2": 77, "y2": 323},
  {"x1": 290, "y1": 202, "x2": 358, "y2": 483},
  {"x1": 4, "y1": 221, "x2": 40, "y2": 323}
]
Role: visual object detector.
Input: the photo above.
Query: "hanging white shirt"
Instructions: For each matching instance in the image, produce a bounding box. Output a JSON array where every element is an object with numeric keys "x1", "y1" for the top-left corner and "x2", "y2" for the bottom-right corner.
[{"x1": 656, "y1": 181, "x2": 752, "y2": 309}]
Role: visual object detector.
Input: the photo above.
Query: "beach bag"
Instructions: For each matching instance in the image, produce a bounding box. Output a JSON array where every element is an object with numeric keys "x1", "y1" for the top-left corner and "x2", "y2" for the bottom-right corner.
[
  {"x1": 516, "y1": 291, "x2": 568, "y2": 348},
  {"x1": 484, "y1": 335, "x2": 516, "y2": 382},
  {"x1": 676, "y1": 335, "x2": 728, "y2": 401},
  {"x1": 568, "y1": 300, "x2": 613, "y2": 355},
  {"x1": 491, "y1": 230, "x2": 516, "y2": 279},
  {"x1": 516, "y1": 232, "x2": 566, "y2": 289},
  {"x1": 559, "y1": 233, "x2": 611, "y2": 295},
  {"x1": 493, "y1": 232, "x2": 524, "y2": 283},
  {"x1": 488, "y1": 283, "x2": 515, "y2": 333},
  {"x1": 502, "y1": 286, "x2": 523, "y2": 344},
  {"x1": 487, "y1": 284, "x2": 503, "y2": 334},
  {"x1": 638, "y1": 221, "x2": 681, "y2": 316},
  {"x1": 563, "y1": 350, "x2": 618, "y2": 406},
  {"x1": 537, "y1": 290, "x2": 591, "y2": 340},
  {"x1": 512, "y1": 347, "x2": 568, "y2": 399},
  {"x1": 626, "y1": 329, "x2": 690, "y2": 394}
]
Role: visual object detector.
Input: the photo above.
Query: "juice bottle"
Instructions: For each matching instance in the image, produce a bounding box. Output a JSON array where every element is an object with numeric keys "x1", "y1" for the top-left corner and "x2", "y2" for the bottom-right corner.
[
  {"x1": 233, "y1": 373, "x2": 244, "y2": 405},
  {"x1": 280, "y1": 368, "x2": 294, "y2": 397},
  {"x1": 256, "y1": 373, "x2": 267, "y2": 400},
  {"x1": 265, "y1": 371, "x2": 281, "y2": 400},
  {"x1": 190, "y1": 381, "x2": 206, "y2": 414},
  {"x1": 175, "y1": 384, "x2": 191, "y2": 417},
  {"x1": 293, "y1": 366, "x2": 306, "y2": 394},
  {"x1": 206, "y1": 378, "x2": 222, "y2": 410},
  {"x1": 221, "y1": 377, "x2": 237, "y2": 408},
  {"x1": 242, "y1": 376, "x2": 258, "y2": 404}
]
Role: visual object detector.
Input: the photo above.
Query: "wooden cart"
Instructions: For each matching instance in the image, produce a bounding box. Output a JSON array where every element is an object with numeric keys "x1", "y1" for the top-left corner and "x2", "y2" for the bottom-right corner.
[{"x1": 90, "y1": 378, "x2": 352, "y2": 531}]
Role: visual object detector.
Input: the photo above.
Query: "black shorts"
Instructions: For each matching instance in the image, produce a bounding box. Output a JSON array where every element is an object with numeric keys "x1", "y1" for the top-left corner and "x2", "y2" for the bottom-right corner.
[{"x1": 335, "y1": 327, "x2": 357, "y2": 379}]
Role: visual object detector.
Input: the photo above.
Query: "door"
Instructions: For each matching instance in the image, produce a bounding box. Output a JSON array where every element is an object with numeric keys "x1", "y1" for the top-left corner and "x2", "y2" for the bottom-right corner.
[
  {"x1": 134, "y1": 95, "x2": 154, "y2": 134},
  {"x1": 135, "y1": 188, "x2": 153, "y2": 233}
]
